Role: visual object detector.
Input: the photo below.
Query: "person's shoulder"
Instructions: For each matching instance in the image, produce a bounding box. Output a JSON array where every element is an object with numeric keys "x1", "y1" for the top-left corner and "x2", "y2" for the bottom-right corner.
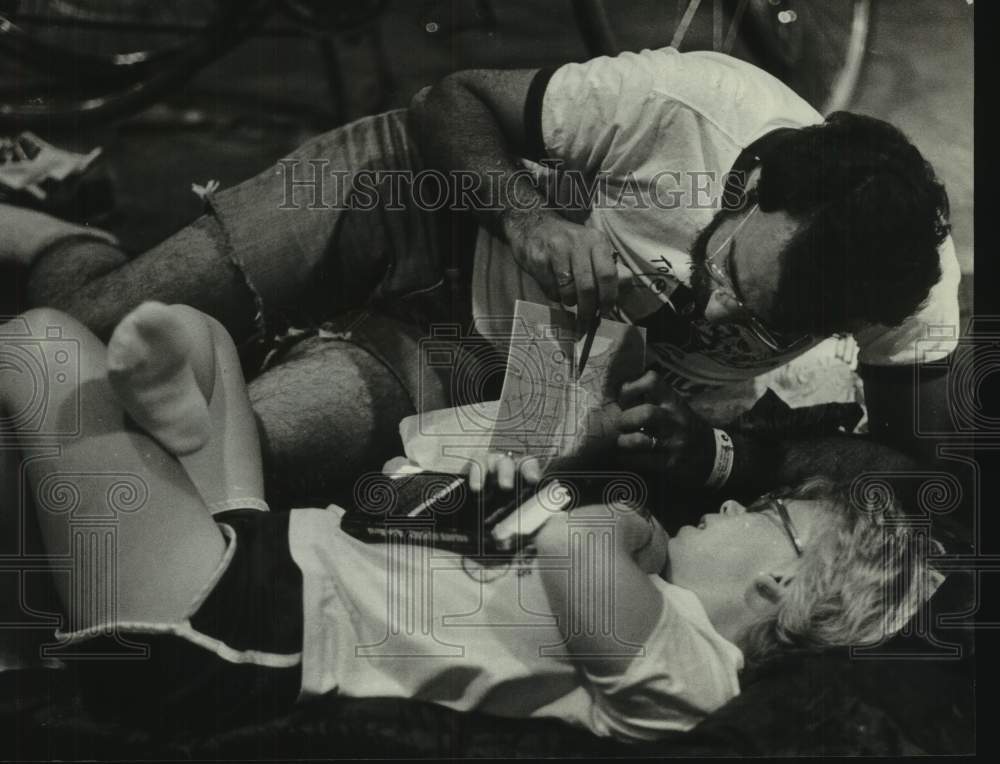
[
  {"x1": 668, "y1": 49, "x2": 822, "y2": 140},
  {"x1": 570, "y1": 48, "x2": 818, "y2": 135},
  {"x1": 540, "y1": 47, "x2": 822, "y2": 167}
]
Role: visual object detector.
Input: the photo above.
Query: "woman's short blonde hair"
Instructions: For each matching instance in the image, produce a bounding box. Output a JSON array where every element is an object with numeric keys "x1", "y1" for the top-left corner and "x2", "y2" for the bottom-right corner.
[{"x1": 739, "y1": 477, "x2": 945, "y2": 669}]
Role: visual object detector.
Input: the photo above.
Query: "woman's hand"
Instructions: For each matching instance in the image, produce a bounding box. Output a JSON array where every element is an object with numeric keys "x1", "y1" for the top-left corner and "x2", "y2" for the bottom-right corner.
[
  {"x1": 635, "y1": 516, "x2": 670, "y2": 577},
  {"x1": 615, "y1": 370, "x2": 716, "y2": 484},
  {"x1": 468, "y1": 450, "x2": 543, "y2": 494},
  {"x1": 534, "y1": 503, "x2": 668, "y2": 577}
]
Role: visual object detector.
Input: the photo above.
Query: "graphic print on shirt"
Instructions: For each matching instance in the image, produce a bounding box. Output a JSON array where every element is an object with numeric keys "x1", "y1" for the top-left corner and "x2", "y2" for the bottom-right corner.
[{"x1": 613, "y1": 246, "x2": 796, "y2": 397}]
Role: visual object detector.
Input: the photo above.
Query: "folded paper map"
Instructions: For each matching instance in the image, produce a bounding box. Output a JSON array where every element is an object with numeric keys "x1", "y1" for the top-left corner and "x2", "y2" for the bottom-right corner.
[
  {"x1": 399, "y1": 301, "x2": 645, "y2": 475},
  {"x1": 487, "y1": 300, "x2": 646, "y2": 469}
]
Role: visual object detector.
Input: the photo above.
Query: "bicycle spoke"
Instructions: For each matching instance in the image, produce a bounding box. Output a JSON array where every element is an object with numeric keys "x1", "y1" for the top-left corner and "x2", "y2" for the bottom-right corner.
[
  {"x1": 713, "y1": 0, "x2": 723, "y2": 50},
  {"x1": 722, "y1": 0, "x2": 751, "y2": 54},
  {"x1": 671, "y1": 0, "x2": 704, "y2": 49},
  {"x1": 804, "y1": 6, "x2": 850, "y2": 68},
  {"x1": 808, "y1": 0, "x2": 852, "y2": 28},
  {"x1": 777, "y1": 1, "x2": 870, "y2": 112},
  {"x1": 564, "y1": 0, "x2": 871, "y2": 113},
  {"x1": 807, "y1": 2, "x2": 855, "y2": 54}
]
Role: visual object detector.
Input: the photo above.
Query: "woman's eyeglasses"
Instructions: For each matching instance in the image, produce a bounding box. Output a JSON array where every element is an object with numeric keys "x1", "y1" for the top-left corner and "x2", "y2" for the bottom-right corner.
[{"x1": 751, "y1": 494, "x2": 804, "y2": 557}]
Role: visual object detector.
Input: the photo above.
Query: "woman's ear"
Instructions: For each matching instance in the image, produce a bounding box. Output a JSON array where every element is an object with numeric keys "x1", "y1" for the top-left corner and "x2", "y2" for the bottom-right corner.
[
  {"x1": 749, "y1": 572, "x2": 785, "y2": 607},
  {"x1": 745, "y1": 560, "x2": 799, "y2": 611}
]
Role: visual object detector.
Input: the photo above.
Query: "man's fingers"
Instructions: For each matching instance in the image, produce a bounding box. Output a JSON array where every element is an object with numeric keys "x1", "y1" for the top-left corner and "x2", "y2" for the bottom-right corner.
[
  {"x1": 618, "y1": 432, "x2": 649, "y2": 451},
  {"x1": 617, "y1": 403, "x2": 667, "y2": 433},
  {"x1": 549, "y1": 249, "x2": 578, "y2": 307},
  {"x1": 617, "y1": 430, "x2": 684, "y2": 453},
  {"x1": 571, "y1": 247, "x2": 597, "y2": 322},
  {"x1": 591, "y1": 242, "x2": 619, "y2": 315},
  {"x1": 533, "y1": 268, "x2": 561, "y2": 302},
  {"x1": 519, "y1": 220, "x2": 621, "y2": 314},
  {"x1": 619, "y1": 370, "x2": 660, "y2": 405},
  {"x1": 617, "y1": 431, "x2": 656, "y2": 451}
]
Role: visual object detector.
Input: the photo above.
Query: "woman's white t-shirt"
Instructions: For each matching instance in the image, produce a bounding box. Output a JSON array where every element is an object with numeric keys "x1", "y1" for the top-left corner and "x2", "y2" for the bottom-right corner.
[{"x1": 288, "y1": 505, "x2": 743, "y2": 743}]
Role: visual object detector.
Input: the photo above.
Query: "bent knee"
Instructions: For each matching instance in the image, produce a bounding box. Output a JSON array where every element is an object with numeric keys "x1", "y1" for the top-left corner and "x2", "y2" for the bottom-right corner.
[
  {"x1": 10, "y1": 307, "x2": 91, "y2": 337},
  {"x1": 0, "y1": 308, "x2": 98, "y2": 413},
  {"x1": 249, "y1": 339, "x2": 413, "y2": 456}
]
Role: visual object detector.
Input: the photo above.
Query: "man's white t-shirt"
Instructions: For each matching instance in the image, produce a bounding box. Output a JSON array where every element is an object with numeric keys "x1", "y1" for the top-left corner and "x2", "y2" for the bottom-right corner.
[
  {"x1": 471, "y1": 48, "x2": 960, "y2": 420},
  {"x1": 288, "y1": 505, "x2": 743, "y2": 743}
]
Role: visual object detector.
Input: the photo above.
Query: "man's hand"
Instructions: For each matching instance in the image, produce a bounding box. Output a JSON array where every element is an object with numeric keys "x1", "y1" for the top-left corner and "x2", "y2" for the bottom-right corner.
[
  {"x1": 616, "y1": 370, "x2": 716, "y2": 483},
  {"x1": 411, "y1": 69, "x2": 619, "y2": 320},
  {"x1": 504, "y1": 208, "x2": 619, "y2": 320}
]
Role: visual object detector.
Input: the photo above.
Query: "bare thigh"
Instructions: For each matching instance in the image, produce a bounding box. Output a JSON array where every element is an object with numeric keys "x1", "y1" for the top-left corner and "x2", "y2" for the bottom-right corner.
[
  {"x1": 0, "y1": 309, "x2": 226, "y2": 631},
  {"x1": 26, "y1": 222, "x2": 258, "y2": 343}
]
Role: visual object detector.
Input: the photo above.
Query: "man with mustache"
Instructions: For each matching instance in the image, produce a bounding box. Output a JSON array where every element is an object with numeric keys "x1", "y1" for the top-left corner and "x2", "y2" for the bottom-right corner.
[{"x1": 1, "y1": 47, "x2": 959, "y2": 503}]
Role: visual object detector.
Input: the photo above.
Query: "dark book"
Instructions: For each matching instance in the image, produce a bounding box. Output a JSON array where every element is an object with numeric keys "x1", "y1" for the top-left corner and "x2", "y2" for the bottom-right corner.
[{"x1": 339, "y1": 470, "x2": 566, "y2": 557}]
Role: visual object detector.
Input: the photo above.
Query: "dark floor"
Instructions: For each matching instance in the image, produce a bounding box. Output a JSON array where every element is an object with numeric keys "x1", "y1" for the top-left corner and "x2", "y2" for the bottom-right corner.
[
  {"x1": 851, "y1": 0, "x2": 973, "y2": 310},
  {"x1": 3, "y1": 0, "x2": 974, "y2": 319}
]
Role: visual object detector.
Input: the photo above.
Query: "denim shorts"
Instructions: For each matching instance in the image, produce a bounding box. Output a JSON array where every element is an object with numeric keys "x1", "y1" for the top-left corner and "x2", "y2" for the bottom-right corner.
[
  {"x1": 207, "y1": 109, "x2": 455, "y2": 322},
  {"x1": 61, "y1": 509, "x2": 304, "y2": 733},
  {"x1": 204, "y1": 108, "x2": 491, "y2": 410}
]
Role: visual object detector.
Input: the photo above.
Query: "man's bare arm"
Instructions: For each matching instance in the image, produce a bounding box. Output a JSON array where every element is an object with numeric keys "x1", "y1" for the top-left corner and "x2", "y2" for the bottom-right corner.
[
  {"x1": 409, "y1": 69, "x2": 619, "y2": 318},
  {"x1": 410, "y1": 69, "x2": 539, "y2": 225}
]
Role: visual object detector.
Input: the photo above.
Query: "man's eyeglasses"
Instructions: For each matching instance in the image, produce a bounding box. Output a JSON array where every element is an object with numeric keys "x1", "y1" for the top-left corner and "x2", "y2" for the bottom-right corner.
[
  {"x1": 703, "y1": 203, "x2": 807, "y2": 353},
  {"x1": 751, "y1": 494, "x2": 804, "y2": 557}
]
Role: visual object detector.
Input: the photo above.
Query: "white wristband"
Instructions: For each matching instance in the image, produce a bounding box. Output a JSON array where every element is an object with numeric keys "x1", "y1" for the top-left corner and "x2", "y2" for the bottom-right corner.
[{"x1": 705, "y1": 429, "x2": 735, "y2": 490}]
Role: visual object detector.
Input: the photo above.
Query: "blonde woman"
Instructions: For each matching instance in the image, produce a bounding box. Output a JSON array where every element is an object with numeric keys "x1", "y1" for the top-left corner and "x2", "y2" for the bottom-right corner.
[{"x1": 0, "y1": 303, "x2": 939, "y2": 741}]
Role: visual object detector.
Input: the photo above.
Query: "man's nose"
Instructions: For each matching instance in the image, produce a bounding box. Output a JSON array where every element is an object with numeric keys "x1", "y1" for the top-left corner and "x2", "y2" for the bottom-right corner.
[{"x1": 703, "y1": 289, "x2": 743, "y2": 324}]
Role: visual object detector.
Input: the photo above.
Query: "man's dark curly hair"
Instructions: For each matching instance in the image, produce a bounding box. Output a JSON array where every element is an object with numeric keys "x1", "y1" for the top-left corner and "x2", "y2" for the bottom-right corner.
[{"x1": 755, "y1": 112, "x2": 950, "y2": 335}]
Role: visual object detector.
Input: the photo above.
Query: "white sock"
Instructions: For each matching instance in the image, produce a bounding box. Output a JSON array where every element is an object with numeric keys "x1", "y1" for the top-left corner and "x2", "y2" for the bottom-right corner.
[
  {"x1": 107, "y1": 302, "x2": 211, "y2": 456},
  {"x1": 0, "y1": 203, "x2": 118, "y2": 267}
]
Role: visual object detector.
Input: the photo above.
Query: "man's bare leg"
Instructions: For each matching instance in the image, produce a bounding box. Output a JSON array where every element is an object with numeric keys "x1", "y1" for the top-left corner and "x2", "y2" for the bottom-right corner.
[
  {"x1": 249, "y1": 337, "x2": 416, "y2": 509},
  {"x1": 106, "y1": 302, "x2": 417, "y2": 510},
  {"x1": 15, "y1": 217, "x2": 419, "y2": 506},
  {"x1": 5, "y1": 111, "x2": 447, "y2": 505},
  {"x1": 20, "y1": 214, "x2": 259, "y2": 343},
  {"x1": 9, "y1": 111, "x2": 424, "y2": 345}
]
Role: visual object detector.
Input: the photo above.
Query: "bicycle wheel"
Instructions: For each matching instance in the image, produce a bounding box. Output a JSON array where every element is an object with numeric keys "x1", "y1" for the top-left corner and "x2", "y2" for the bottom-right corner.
[
  {"x1": 3, "y1": 0, "x2": 225, "y2": 72},
  {"x1": 571, "y1": 0, "x2": 871, "y2": 114},
  {"x1": 0, "y1": 0, "x2": 272, "y2": 128}
]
